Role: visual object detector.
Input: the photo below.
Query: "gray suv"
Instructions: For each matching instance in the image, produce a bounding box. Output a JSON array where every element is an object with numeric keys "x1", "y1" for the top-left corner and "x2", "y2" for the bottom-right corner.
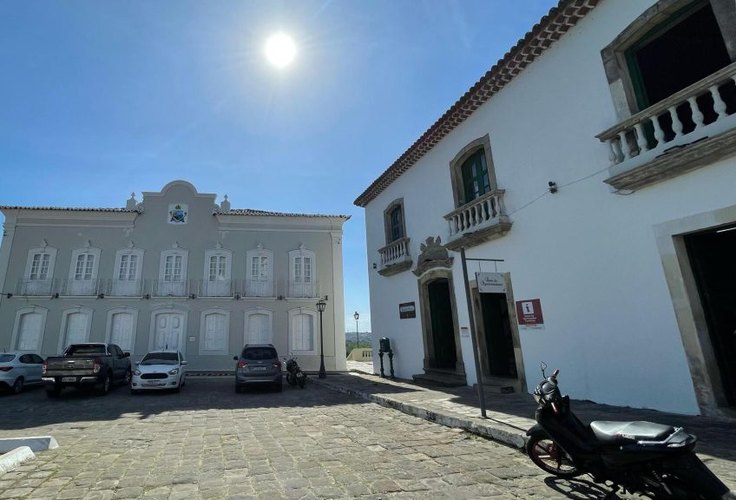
[{"x1": 234, "y1": 344, "x2": 283, "y2": 392}]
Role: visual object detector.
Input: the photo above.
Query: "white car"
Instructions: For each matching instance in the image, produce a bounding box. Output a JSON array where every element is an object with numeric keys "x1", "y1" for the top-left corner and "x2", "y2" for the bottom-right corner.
[
  {"x1": 130, "y1": 351, "x2": 187, "y2": 394},
  {"x1": 0, "y1": 352, "x2": 44, "y2": 394}
]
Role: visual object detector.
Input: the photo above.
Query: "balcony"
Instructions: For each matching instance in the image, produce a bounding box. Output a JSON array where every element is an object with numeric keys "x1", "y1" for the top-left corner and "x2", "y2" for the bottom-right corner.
[
  {"x1": 152, "y1": 279, "x2": 191, "y2": 297},
  {"x1": 108, "y1": 278, "x2": 144, "y2": 297},
  {"x1": 198, "y1": 279, "x2": 234, "y2": 297},
  {"x1": 377, "y1": 237, "x2": 412, "y2": 276},
  {"x1": 597, "y1": 62, "x2": 736, "y2": 191},
  {"x1": 288, "y1": 281, "x2": 319, "y2": 299},
  {"x1": 444, "y1": 190, "x2": 512, "y2": 251},
  {"x1": 61, "y1": 278, "x2": 105, "y2": 296}
]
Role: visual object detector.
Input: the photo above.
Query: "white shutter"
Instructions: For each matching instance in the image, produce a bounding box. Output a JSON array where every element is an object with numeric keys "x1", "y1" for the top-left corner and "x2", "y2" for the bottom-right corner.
[
  {"x1": 65, "y1": 313, "x2": 88, "y2": 347},
  {"x1": 111, "y1": 313, "x2": 133, "y2": 352},
  {"x1": 18, "y1": 313, "x2": 42, "y2": 351}
]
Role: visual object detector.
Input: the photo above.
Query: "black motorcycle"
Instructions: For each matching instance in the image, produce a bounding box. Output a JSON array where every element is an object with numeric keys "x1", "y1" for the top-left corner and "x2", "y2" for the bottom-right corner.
[
  {"x1": 526, "y1": 363, "x2": 734, "y2": 499},
  {"x1": 284, "y1": 355, "x2": 306, "y2": 389}
]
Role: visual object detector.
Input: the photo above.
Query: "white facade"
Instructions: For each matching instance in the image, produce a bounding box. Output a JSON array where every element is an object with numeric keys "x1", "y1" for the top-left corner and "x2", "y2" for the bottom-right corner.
[
  {"x1": 0, "y1": 181, "x2": 349, "y2": 373},
  {"x1": 358, "y1": 0, "x2": 736, "y2": 415}
]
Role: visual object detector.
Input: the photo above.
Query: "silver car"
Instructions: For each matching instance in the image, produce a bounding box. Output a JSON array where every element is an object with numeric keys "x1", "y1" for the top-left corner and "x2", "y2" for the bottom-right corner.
[
  {"x1": 0, "y1": 352, "x2": 44, "y2": 394},
  {"x1": 234, "y1": 344, "x2": 283, "y2": 392},
  {"x1": 130, "y1": 351, "x2": 187, "y2": 394}
]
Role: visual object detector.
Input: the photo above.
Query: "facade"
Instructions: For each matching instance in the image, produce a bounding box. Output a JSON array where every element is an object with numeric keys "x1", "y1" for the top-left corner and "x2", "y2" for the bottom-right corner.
[
  {"x1": 356, "y1": 0, "x2": 736, "y2": 416},
  {"x1": 0, "y1": 180, "x2": 349, "y2": 373}
]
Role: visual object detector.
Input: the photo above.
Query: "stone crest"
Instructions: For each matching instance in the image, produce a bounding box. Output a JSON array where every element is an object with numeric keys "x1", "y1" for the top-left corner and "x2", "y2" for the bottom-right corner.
[
  {"x1": 168, "y1": 203, "x2": 188, "y2": 224},
  {"x1": 413, "y1": 236, "x2": 453, "y2": 276}
]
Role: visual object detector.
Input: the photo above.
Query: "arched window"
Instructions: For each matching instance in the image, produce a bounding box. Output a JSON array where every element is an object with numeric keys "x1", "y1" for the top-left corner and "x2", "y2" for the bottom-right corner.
[
  {"x1": 203, "y1": 248, "x2": 232, "y2": 297},
  {"x1": 245, "y1": 309, "x2": 273, "y2": 344},
  {"x1": 289, "y1": 245, "x2": 316, "y2": 298},
  {"x1": 58, "y1": 308, "x2": 93, "y2": 352},
  {"x1": 11, "y1": 307, "x2": 48, "y2": 352},
  {"x1": 158, "y1": 248, "x2": 189, "y2": 296},
  {"x1": 106, "y1": 308, "x2": 138, "y2": 353},
  {"x1": 449, "y1": 135, "x2": 498, "y2": 208},
  {"x1": 246, "y1": 245, "x2": 274, "y2": 297},
  {"x1": 289, "y1": 309, "x2": 317, "y2": 352},
  {"x1": 22, "y1": 245, "x2": 57, "y2": 295},
  {"x1": 200, "y1": 310, "x2": 230, "y2": 355},
  {"x1": 112, "y1": 247, "x2": 144, "y2": 296},
  {"x1": 67, "y1": 246, "x2": 101, "y2": 296}
]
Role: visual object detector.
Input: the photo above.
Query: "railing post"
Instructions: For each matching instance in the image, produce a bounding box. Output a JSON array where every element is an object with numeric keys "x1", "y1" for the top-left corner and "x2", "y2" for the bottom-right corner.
[
  {"x1": 711, "y1": 84, "x2": 727, "y2": 119},
  {"x1": 687, "y1": 96, "x2": 705, "y2": 129}
]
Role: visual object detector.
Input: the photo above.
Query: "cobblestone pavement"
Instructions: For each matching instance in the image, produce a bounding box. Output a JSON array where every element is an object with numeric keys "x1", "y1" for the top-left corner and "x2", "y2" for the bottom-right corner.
[{"x1": 0, "y1": 378, "x2": 640, "y2": 499}]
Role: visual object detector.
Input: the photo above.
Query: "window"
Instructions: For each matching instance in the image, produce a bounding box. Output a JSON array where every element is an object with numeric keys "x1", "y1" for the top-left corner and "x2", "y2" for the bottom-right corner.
[
  {"x1": 203, "y1": 249, "x2": 232, "y2": 297},
  {"x1": 383, "y1": 199, "x2": 407, "y2": 244},
  {"x1": 12, "y1": 308, "x2": 47, "y2": 352},
  {"x1": 290, "y1": 311, "x2": 315, "y2": 352},
  {"x1": 602, "y1": 0, "x2": 736, "y2": 119},
  {"x1": 199, "y1": 310, "x2": 229, "y2": 355},
  {"x1": 246, "y1": 246, "x2": 274, "y2": 297},
  {"x1": 449, "y1": 135, "x2": 498, "y2": 208},
  {"x1": 245, "y1": 310, "x2": 273, "y2": 344},
  {"x1": 112, "y1": 248, "x2": 144, "y2": 296},
  {"x1": 108, "y1": 309, "x2": 137, "y2": 353},
  {"x1": 158, "y1": 249, "x2": 188, "y2": 296},
  {"x1": 23, "y1": 246, "x2": 57, "y2": 295},
  {"x1": 289, "y1": 246, "x2": 316, "y2": 298},
  {"x1": 75, "y1": 254, "x2": 94, "y2": 280},
  {"x1": 59, "y1": 308, "x2": 93, "y2": 352},
  {"x1": 67, "y1": 247, "x2": 101, "y2": 295}
]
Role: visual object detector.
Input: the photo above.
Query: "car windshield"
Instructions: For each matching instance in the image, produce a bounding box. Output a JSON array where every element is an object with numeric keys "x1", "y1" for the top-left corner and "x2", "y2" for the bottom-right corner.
[
  {"x1": 243, "y1": 347, "x2": 277, "y2": 360},
  {"x1": 141, "y1": 352, "x2": 179, "y2": 365},
  {"x1": 0, "y1": 354, "x2": 15, "y2": 363},
  {"x1": 65, "y1": 345, "x2": 106, "y2": 356}
]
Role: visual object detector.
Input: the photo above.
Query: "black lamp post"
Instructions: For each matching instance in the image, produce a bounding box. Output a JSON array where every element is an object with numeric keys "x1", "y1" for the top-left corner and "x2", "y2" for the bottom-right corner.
[
  {"x1": 353, "y1": 311, "x2": 360, "y2": 348},
  {"x1": 316, "y1": 299, "x2": 326, "y2": 378}
]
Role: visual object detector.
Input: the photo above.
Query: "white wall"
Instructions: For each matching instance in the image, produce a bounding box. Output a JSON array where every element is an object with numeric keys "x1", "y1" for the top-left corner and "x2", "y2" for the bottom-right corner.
[{"x1": 364, "y1": 0, "x2": 736, "y2": 414}]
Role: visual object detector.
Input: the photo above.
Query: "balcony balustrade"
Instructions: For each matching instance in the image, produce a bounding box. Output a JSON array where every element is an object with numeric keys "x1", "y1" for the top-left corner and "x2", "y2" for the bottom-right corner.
[
  {"x1": 288, "y1": 281, "x2": 319, "y2": 299},
  {"x1": 198, "y1": 279, "x2": 234, "y2": 297},
  {"x1": 444, "y1": 190, "x2": 512, "y2": 250},
  {"x1": 377, "y1": 237, "x2": 412, "y2": 276},
  {"x1": 108, "y1": 278, "x2": 144, "y2": 297},
  {"x1": 16, "y1": 278, "x2": 57, "y2": 296},
  {"x1": 152, "y1": 279, "x2": 191, "y2": 297},
  {"x1": 598, "y1": 62, "x2": 736, "y2": 190},
  {"x1": 61, "y1": 278, "x2": 105, "y2": 296}
]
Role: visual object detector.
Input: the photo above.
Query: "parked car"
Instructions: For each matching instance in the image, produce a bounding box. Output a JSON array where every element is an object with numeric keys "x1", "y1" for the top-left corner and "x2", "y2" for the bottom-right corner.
[
  {"x1": 0, "y1": 352, "x2": 44, "y2": 394},
  {"x1": 42, "y1": 343, "x2": 131, "y2": 397},
  {"x1": 234, "y1": 344, "x2": 282, "y2": 392},
  {"x1": 130, "y1": 351, "x2": 187, "y2": 394}
]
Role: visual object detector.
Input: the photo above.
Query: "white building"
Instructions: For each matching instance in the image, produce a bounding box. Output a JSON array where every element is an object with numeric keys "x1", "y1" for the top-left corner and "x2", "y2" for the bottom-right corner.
[
  {"x1": 356, "y1": 0, "x2": 736, "y2": 416},
  {"x1": 0, "y1": 180, "x2": 349, "y2": 373}
]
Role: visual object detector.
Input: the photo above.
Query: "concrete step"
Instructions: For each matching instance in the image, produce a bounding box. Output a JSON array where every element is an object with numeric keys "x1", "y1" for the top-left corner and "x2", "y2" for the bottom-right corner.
[{"x1": 412, "y1": 371, "x2": 467, "y2": 387}]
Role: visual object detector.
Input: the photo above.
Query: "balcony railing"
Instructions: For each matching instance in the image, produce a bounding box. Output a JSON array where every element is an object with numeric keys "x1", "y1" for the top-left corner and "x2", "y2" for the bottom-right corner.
[
  {"x1": 377, "y1": 237, "x2": 412, "y2": 276},
  {"x1": 444, "y1": 190, "x2": 512, "y2": 250},
  {"x1": 288, "y1": 281, "x2": 319, "y2": 299},
  {"x1": 61, "y1": 278, "x2": 105, "y2": 296},
  {"x1": 243, "y1": 280, "x2": 274, "y2": 298},
  {"x1": 16, "y1": 278, "x2": 57, "y2": 296},
  {"x1": 197, "y1": 279, "x2": 234, "y2": 297},
  {"x1": 152, "y1": 279, "x2": 191, "y2": 297},
  {"x1": 108, "y1": 278, "x2": 144, "y2": 297},
  {"x1": 598, "y1": 62, "x2": 736, "y2": 190}
]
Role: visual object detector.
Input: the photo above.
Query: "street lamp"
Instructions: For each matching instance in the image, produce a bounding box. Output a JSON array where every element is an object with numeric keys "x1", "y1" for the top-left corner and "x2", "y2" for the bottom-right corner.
[
  {"x1": 353, "y1": 311, "x2": 360, "y2": 348},
  {"x1": 316, "y1": 299, "x2": 326, "y2": 378}
]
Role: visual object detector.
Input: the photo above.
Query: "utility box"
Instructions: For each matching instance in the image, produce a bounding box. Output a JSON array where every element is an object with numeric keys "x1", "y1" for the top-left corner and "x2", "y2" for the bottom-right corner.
[{"x1": 379, "y1": 337, "x2": 391, "y2": 353}]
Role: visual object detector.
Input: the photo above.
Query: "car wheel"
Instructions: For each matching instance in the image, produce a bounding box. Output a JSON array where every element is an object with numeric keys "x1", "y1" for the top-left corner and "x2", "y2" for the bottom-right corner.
[
  {"x1": 99, "y1": 373, "x2": 111, "y2": 395},
  {"x1": 12, "y1": 377, "x2": 24, "y2": 395},
  {"x1": 123, "y1": 369, "x2": 132, "y2": 386}
]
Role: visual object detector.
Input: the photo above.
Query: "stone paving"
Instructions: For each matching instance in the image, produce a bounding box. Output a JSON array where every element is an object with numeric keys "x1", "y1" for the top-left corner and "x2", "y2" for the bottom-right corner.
[{"x1": 0, "y1": 372, "x2": 733, "y2": 499}]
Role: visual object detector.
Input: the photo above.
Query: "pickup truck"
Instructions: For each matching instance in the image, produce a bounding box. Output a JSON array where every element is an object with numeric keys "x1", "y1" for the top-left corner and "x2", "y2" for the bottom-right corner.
[{"x1": 42, "y1": 343, "x2": 132, "y2": 397}]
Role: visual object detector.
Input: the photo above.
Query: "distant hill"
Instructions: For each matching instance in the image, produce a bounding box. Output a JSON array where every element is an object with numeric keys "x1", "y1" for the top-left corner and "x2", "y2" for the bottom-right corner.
[{"x1": 345, "y1": 331, "x2": 372, "y2": 343}]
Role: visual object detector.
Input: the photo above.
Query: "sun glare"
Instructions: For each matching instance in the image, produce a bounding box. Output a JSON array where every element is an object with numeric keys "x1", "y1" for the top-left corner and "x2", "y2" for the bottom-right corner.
[{"x1": 265, "y1": 32, "x2": 297, "y2": 68}]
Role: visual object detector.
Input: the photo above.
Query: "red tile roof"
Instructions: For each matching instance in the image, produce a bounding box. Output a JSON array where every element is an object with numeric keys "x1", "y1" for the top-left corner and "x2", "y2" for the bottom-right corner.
[{"x1": 354, "y1": 0, "x2": 598, "y2": 207}]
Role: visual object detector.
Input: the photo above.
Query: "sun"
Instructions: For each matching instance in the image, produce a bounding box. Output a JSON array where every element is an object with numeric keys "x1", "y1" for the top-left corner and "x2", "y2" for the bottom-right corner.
[{"x1": 265, "y1": 32, "x2": 297, "y2": 68}]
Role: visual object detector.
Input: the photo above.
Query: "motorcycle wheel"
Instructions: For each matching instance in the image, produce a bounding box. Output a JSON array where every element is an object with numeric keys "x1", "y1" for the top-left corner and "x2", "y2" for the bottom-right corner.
[
  {"x1": 298, "y1": 374, "x2": 306, "y2": 389},
  {"x1": 286, "y1": 373, "x2": 297, "y2": 386},
  {"x1": 526, "y1": 433, "x2": 582, "y2": 478}
]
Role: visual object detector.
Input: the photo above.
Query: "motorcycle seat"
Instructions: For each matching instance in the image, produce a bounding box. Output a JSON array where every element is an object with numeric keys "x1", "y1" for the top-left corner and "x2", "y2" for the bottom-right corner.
[{"x1": 589, "y1": 421, "x2": 675, "y2": 445}]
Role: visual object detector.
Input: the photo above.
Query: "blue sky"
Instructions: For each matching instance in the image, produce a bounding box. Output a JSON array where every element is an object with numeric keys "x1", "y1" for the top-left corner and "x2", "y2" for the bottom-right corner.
[{"x1": 0, "y1": 1, "x2": 558, "y2": 332}]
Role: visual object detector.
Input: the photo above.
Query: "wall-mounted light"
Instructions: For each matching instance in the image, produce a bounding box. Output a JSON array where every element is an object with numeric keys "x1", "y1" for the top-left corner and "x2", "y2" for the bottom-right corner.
[
  {"x1": 143, "y1": 293, "x2": 151, "y2": 300},
  {"x1": 5, "y1": 293, "x2": 12, "y2": 299},
  {"x1": 51, "y1": 293, "x2": 59, "y2": 299},
  {"x1": 97, "y1": 293, "x2": 105, "y2": 299},
  {"x1": 189, "y1": 293, "x2": 197, "y2": 299},
  {"x1": 234, "y1": 293, "x2": 241, "y2": 300},
  {"x1": 548, "y1": 181, "x2": 558, "y2": 194}
]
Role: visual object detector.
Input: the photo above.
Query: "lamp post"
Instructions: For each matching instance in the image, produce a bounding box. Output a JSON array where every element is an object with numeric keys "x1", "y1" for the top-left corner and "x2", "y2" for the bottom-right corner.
[
  {"x1": 353, "y1": 311, "x2": 360, "y2": 348},
  {"x1": 316, "y1": 299, "x2": 326, "y2": 378}
]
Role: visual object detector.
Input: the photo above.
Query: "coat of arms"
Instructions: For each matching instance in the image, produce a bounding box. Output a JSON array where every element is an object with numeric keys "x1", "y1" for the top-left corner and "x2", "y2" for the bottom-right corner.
[{"x1": 168, "y1": 204, "x2": 188, "y2": 224}]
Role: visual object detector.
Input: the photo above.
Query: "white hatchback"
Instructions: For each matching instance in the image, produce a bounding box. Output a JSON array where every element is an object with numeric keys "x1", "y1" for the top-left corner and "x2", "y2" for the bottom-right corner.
[{"x1": 130, "y1": 351, "x2": 187, "y2": 394}]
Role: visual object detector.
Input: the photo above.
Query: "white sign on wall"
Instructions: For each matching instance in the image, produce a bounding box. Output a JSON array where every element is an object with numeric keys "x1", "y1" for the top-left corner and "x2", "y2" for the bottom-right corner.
[{"x1": 477, "y1": 272, "x2": 506, "y2": 293}]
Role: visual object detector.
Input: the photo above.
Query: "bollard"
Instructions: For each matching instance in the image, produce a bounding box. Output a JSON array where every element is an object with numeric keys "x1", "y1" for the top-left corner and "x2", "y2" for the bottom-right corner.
[{"x1": 378, "y1": 337, "x2": 394, "y2": 379}]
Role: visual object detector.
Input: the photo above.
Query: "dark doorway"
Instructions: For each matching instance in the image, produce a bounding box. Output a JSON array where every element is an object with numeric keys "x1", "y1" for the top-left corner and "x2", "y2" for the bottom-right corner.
[
  {"x1": 480, "y1": 292, "x2": 517, "y2": 378},
  {"x1": 685, "y1": 225, "x2": 736, "y2": 406},
  {"x1": 427, "y1": 279, "x2": 457, "y2": 370}
]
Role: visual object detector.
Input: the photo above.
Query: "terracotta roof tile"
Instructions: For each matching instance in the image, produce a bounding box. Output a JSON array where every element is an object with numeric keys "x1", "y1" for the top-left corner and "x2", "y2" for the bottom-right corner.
[{"x1": 354, "y1": 0, "x2": 599, "y2": 207}]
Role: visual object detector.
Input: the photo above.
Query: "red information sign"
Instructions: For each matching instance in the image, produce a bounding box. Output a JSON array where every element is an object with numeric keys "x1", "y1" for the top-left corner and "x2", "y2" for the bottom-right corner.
[{"x1": 515, "y1": 299, "x2": 544, "y2": 327}]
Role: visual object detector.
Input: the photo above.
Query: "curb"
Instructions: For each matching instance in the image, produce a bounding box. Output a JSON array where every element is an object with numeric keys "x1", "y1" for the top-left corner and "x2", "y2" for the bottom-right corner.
[
  {"x1": 0, "y1": 436, "x2": 58, "y2": 453},
  {"x1": 313, "y1": 378, "x2": 527, "y2": 450},
  {"x1": 0, "y1": 446, "x2": 35, "y2": 474}
]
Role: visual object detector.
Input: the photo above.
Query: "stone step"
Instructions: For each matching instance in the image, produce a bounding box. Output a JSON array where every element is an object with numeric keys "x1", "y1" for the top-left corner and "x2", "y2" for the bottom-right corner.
[{"x1": 412, "y1": 371, "x2": 467, "y2": 388}]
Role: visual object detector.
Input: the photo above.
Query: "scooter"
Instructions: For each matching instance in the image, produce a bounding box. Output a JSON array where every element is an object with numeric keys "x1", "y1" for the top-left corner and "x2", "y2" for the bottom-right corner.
[
  {"x1": 526, "y1": 363, "x2": 735, "y2": 499},
  {"x1": 284, "y1": 355, "x2": 306, "y2": 389}
]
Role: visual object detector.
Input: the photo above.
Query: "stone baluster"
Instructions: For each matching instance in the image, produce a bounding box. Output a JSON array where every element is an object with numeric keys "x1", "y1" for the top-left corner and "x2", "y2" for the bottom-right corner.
[
  {"x1": 651, "y1": 114, "x2": 666, "y2": 147},
  {"x1": 668, "y1": 106, "x2": 683, "y2": 139},
  {"x1": 617, "y1": 130, "x2": 631, "y2": 160},
  {"x1": 633, "y1": 122, "x2": 648, "y2": 154},
  {"x1": 710, "y1": 84, "x2": 727, "y2": 119},
  {"x1": 607, "y1": 139, "x2": 620, "y2": 165},
  {"x1": 687, "y1": 96, "x2": 705, "y2": 129}
]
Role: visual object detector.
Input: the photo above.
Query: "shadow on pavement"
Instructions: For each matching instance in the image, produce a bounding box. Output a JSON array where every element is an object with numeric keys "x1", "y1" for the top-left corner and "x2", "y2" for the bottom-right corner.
[{"x1": 543, "y1": 476, "x2": 621, "y2": 499}]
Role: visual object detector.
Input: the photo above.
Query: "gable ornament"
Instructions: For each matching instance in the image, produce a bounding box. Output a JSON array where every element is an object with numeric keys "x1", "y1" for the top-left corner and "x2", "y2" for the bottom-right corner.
[{"x1": 413, "y1": 236, "x2": 454, "y2": 276}]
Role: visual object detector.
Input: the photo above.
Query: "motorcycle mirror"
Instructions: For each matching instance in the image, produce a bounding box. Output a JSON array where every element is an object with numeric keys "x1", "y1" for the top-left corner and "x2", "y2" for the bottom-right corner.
[{"x1": 540, "y1": 361, "x2": 547, "y2": 378}]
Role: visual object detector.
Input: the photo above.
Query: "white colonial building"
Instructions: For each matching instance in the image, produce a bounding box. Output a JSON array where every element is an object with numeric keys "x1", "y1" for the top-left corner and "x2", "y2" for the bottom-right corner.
[
  {"x1": 356, "y1": 0, "x2": 736, "y2": 416},
  {"x1": 0, "y1": 180, "x2": 349, "y2": 373}
]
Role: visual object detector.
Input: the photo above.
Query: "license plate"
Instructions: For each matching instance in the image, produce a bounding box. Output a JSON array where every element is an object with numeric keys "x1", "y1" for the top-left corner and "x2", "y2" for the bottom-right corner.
[
  {"x1": 61, "y1": 377, "x2": 77, "y2": 383},
  {"x1": 145, "y1": 381, "x2": 165, "y2": 386},
  {"x1": 251, "y1": 367, "x2": 267, "y2": 371}
]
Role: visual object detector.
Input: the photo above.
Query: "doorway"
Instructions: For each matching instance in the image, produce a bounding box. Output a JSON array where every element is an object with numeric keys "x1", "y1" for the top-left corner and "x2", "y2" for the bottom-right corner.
[
  {"x1": 153, "y1": 313, "x2": 185, "y2": 352},
  {"x1": 685, "y1": 226, "x2": 736, "y2": 406},
  {"x1": 427, "y1": 279, "x2": 457, "y2": 370},
  {"x1": 480, "y1": 292, "x2": 518, "y2": 378}
]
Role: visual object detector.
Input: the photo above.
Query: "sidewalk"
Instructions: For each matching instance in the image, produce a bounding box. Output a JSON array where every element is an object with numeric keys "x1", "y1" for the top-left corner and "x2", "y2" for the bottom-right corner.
[{"x1": 314, "y1": 363, "x2": 736, "y2": 490}]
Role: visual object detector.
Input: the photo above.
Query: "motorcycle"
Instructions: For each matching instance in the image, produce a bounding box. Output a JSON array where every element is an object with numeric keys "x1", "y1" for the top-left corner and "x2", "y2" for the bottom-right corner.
[
  {"x1": 284, "y1": 355, "x2": 306, "y2": 389},
  {"x1": 526, "y1": 363, "x2": 735, "y2": 499}
]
